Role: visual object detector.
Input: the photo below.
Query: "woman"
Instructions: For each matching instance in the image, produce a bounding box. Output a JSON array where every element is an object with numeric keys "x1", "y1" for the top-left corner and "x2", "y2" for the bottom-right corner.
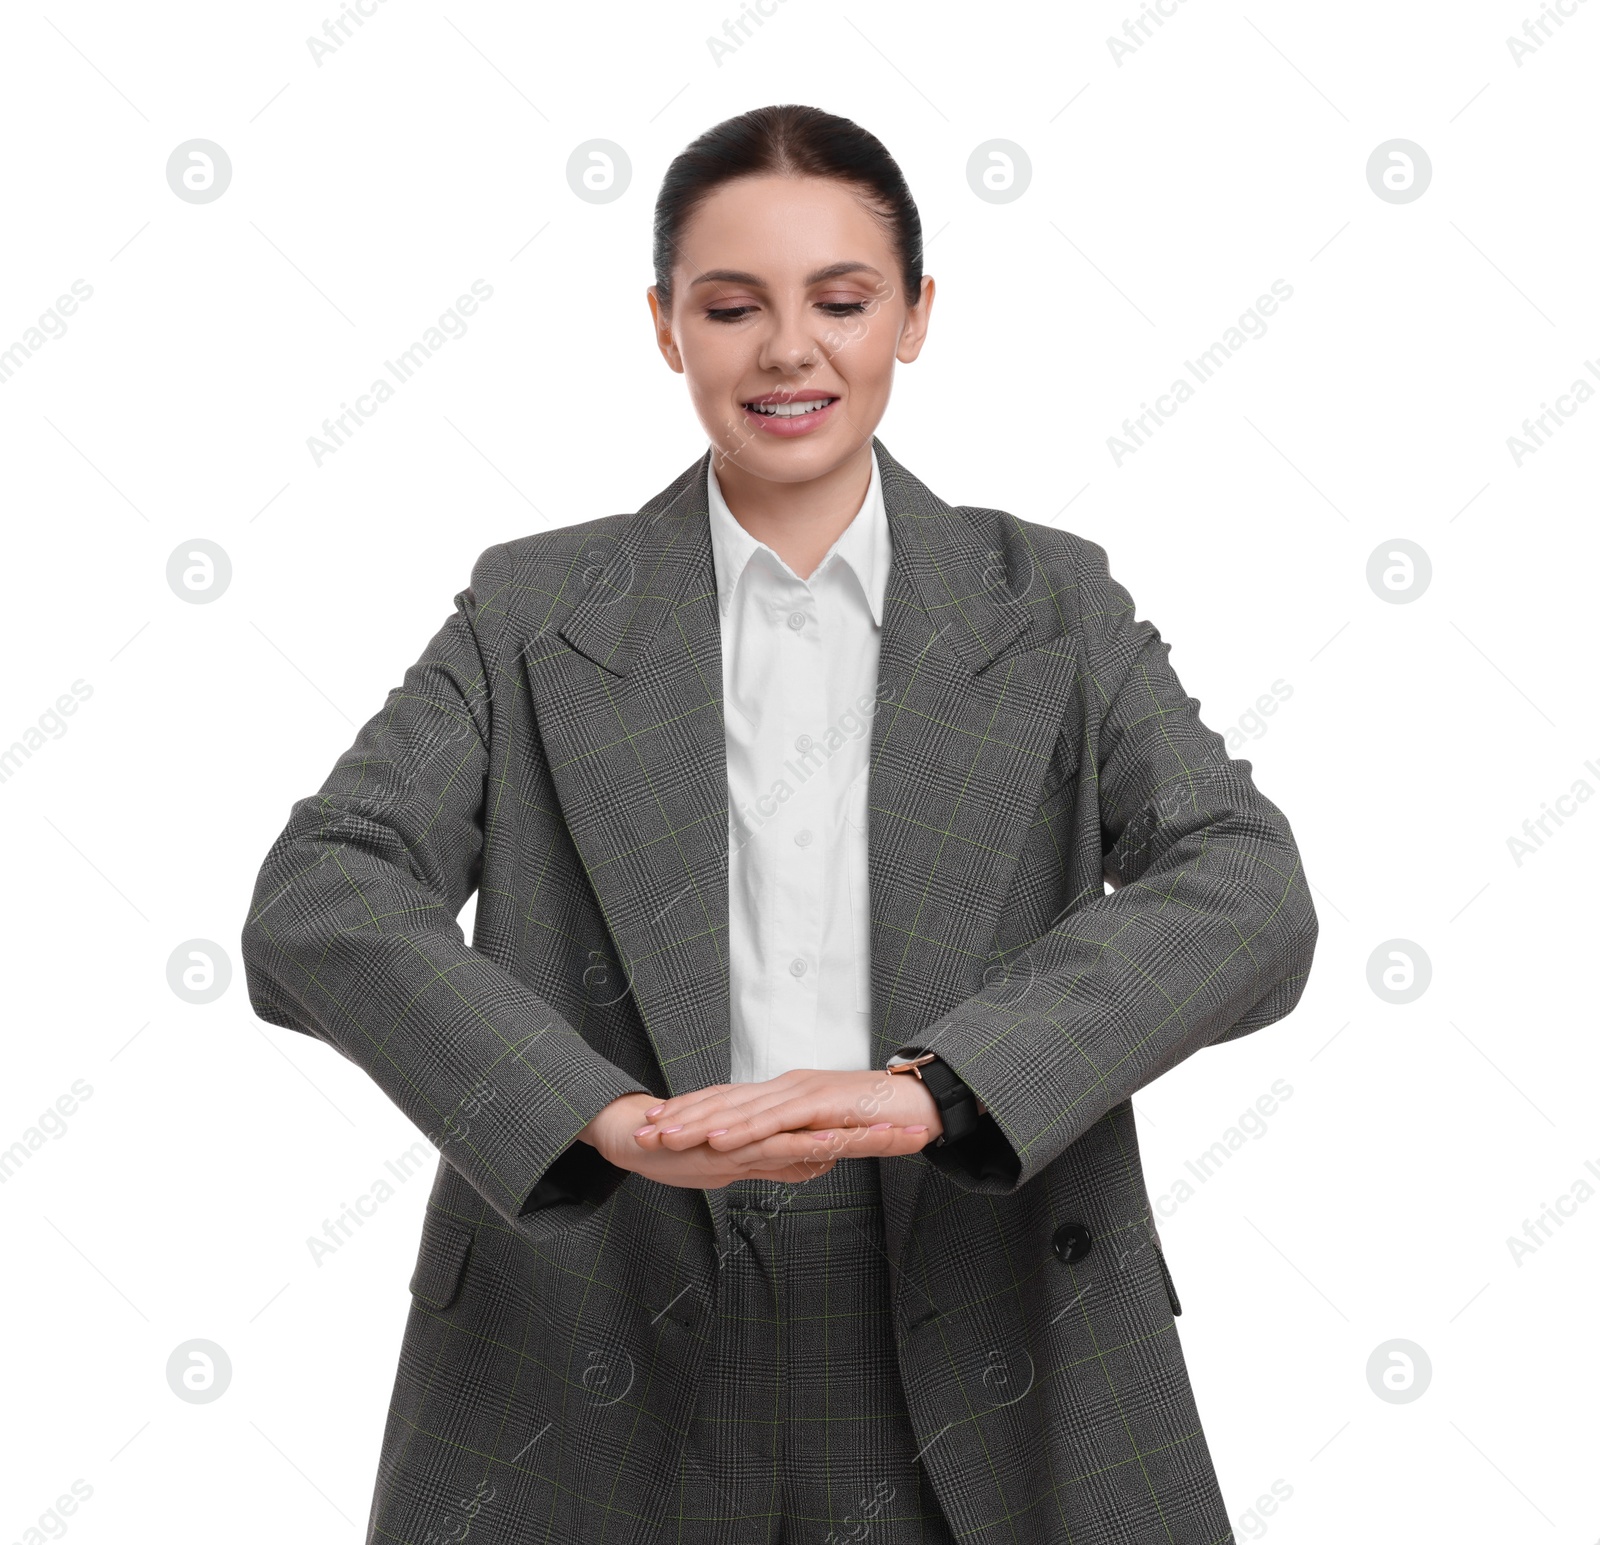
[{"x1": 243, "y1": 104, "x2": 1317, "y2": 1545}]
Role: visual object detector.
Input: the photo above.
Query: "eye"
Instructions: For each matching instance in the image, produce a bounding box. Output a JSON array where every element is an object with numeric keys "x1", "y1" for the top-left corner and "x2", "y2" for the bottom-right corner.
[{"x1": 704, "y1": 300, "x2": 871, "y2": 323}]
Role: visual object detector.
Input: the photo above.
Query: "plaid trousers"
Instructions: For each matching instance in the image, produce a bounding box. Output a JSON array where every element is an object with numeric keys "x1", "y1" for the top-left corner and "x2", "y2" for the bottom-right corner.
[{"x1": 662, "y1": 1158, "x2": 958, "y2": 1545}]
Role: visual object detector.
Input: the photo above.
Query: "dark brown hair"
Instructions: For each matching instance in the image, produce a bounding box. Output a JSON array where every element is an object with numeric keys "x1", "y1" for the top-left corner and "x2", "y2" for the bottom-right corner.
[{"x1": 651, "y1": 103, "x2": 924, "y2": 315}]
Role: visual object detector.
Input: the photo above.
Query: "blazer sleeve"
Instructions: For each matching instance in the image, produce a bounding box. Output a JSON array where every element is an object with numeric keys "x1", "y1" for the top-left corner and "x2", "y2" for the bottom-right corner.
[
  {"x1": 917, "y1": 535, "x2": 1319, "y2": 1195},
  {"x1": 239, "y1": 541, "x2": 655, "y2": 1240}
]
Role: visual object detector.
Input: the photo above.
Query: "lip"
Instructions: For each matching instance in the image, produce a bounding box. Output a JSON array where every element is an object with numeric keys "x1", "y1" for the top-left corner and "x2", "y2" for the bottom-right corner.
[{"x1": 739, "y1": 391, "x2": 841, "y2": 437}]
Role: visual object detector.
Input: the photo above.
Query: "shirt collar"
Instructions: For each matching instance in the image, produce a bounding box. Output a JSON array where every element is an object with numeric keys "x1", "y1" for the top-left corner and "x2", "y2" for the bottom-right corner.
[{"x1": 706, "y1": 444, "x2": 889, "y2": 628}]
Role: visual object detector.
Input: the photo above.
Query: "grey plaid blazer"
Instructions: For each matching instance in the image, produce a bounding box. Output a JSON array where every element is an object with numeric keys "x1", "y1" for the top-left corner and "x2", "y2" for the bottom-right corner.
[{"x1": 241, "y1": 435, "x2": 1317, "y2": 1545}]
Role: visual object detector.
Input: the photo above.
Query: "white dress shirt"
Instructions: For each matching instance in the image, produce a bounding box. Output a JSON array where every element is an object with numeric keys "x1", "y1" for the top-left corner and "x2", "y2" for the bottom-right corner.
[{"x1": 707, "y1": 445, "x2": 891, "y2": 1086}]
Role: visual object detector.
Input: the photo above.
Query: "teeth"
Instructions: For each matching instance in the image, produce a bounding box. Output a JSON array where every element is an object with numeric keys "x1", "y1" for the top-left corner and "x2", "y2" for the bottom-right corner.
[{"x1": 746, "y1": 398, "x2": 836, "y2": 417}]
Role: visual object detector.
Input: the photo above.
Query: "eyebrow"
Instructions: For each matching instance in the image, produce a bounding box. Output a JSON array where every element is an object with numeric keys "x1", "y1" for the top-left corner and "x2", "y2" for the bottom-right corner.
[{"x1": 688, "y1": 261, "x2": 884, "y2": 289}]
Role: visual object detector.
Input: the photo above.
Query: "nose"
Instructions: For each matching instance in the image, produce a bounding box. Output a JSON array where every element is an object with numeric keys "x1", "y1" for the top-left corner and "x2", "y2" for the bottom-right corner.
[{"x1": 756, "y1": 301, "x2": 825, "y2": 378}]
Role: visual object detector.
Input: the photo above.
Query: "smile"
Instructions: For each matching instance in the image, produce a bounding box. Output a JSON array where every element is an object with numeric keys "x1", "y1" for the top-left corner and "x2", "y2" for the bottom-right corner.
[
  {"x1": 742, "y1": 396, "x2": 838, "y2": 417},
  {"x1": 739, "y1": 393, "x2": 843, "y2": 438}
]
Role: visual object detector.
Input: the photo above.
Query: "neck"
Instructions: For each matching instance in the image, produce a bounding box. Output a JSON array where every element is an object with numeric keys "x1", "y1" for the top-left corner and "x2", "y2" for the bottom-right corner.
[{"x1": 713, "y1": 443, "x2": 873, "y2": 582}]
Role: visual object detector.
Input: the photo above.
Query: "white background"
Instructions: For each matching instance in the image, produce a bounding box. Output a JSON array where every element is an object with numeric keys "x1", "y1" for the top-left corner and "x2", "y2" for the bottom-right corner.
[{"x1": 2, "y1": 2, "x2": 1596, "y2": 1541}]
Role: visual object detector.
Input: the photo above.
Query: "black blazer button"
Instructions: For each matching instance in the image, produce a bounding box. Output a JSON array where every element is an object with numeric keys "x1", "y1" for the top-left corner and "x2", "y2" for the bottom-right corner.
[{"x1": 1051, "y1": 1222, "x2": 1092, "y2": 1265}]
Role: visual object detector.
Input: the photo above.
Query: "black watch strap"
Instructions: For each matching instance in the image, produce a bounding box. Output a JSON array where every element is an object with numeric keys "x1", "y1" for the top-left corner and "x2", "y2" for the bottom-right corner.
[{"x1": 888, "y1": 1046, "x2": 981, "y2": 1145}]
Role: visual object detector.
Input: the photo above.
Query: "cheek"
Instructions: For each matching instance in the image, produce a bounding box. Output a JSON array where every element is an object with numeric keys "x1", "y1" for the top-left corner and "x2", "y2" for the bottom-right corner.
[
  {"x1": 681, "y1": 319, "x2": 742, "y2": 369},
  {"x1": 830, "y1": 316, "x2": 901, "y2": 386},
  {"x1": 672, "y1": 321, "x2": 720, "y2": 367},
  {"x1": 834, "y1": 344, "x2": 896, "y2": 398},
  {"x1": 683, "y1": 337, "x2": 753, "y2": 406}
]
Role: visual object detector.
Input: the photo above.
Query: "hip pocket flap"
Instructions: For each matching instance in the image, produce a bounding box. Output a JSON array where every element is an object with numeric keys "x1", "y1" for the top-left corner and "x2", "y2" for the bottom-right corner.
[{"x1": 409, "y1": 1211, "x2": 474, "y2": 1311}]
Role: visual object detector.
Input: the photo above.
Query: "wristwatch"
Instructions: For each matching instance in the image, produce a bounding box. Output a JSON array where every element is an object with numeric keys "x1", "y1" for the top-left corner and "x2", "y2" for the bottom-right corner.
[{"x1": 885, "y1": 1046, "x2": 985, "y2": 1145}]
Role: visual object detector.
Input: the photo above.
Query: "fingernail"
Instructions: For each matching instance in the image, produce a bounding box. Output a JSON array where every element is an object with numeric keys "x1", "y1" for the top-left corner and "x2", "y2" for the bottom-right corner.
[
  {"x1": 633, "y1": 1126, "x2": 654, "y2": 1137},
  {"x1": 869, "y1": 1122, "x2": 891, "y2": 1130},
  {"x1": 906, "y1": 1125, "x2": 928, "y2": 1133},
  {"x1": 662, "y1": 1125, "x2": 683, "y2": 1134},
  {"x1": 707, "y1": 1128, "x2": 728, "y2": 1137},
  {"x1": 814, "y1": 1131, "x2": 834, "y2": 1140},
  {"x1": 646, "y1": 1105, "x2": 665, "y2": 1117}
]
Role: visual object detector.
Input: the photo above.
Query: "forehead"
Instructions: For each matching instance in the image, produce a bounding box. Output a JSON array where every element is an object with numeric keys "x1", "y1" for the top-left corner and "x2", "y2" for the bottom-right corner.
[{"x1": 675, "y1": 175, "x2": 891, "y2": 276}]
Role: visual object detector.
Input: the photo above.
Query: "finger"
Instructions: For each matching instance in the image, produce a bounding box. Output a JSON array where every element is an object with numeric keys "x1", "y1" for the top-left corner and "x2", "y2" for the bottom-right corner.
[
  {"x1": 703, "y1": 1091, "x2": 866, "y2": 1149},
  {"x1": 651, "y1": 1092, "x2": 800, "y2": 1149},
  {"x1": 762, "y1": 1118, "x2": 934, "y2": 1157},
  {"x1": 726, "y1": 1124, "x2": 932, "y2": 1167},
  {"x1": 697, "y1": 1129, "x2": 838, "y2": 1173},
  {"x1": 648, "y1": 1086, "x2": 780, "y2": 1135},
  {"x1": 641, "y1": 1082, "x2": 736, "y2": 1120},
  {"x1": 653, "y1": 1075, "x2": 802, "y2": 1124},
  {"x1": 631, "y1": 1091, "x2": 753, "y2": 1145}
]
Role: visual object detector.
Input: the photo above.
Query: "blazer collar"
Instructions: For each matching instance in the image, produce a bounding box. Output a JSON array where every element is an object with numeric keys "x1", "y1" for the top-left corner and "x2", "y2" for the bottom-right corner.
[
  {"x1": 705, "y1": 438, "x2": 890, "y2": 628},
  {"x1": 557, "y1": 434, "x2": 1040, "y2": 680}
]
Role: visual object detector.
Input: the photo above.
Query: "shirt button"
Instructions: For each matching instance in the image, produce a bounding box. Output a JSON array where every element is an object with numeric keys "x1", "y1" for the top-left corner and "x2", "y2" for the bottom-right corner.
[
  {"x1": 789, "y1": 957, "x2": 807, "y2": 977},
  {"x1": 787, "y1": 611, "x2": 806, "y2": 630},
  {"x1": 794, "y1": 829, "x2": 813, "y2": 847},
  {"x1": 795, "y1": 734, "x2": 813, "y2": 752}
]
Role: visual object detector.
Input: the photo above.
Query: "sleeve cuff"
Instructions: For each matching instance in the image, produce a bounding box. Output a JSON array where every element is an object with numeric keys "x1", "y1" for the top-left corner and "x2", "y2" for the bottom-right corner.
[
  {"x1": 921, "y1": 1106, "x2": 1023, "y2": 1192},
  {"x1": 520, "y1": 1136, "x2": 634, "y2": 1215},
  {"x1": 513, "y1": 1075, "x2": 655, "y2": 1236}
]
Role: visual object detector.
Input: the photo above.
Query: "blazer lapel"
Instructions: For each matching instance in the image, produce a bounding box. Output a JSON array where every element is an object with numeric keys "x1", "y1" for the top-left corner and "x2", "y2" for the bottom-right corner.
[
  {"x1": 522, "y1": 437, "x2": 1081, "y2": 1276},
  {"x1": 521, "y1": 450, "x2": 740, "y2": 1248}
]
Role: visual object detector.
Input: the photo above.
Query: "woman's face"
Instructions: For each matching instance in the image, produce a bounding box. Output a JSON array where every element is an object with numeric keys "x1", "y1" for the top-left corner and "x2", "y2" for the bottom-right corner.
[{"x1": 649, "y1": 174, "x2": 934, "y2": 488}]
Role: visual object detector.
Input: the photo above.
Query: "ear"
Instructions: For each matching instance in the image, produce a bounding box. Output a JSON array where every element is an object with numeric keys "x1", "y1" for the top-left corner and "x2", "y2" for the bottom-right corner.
[
  {"x1": 647, "y1": 286, "x2": 685, "y2": 373},
  {"x1": 896, "y1": 275, "x2": 936, "y2": 365}
]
